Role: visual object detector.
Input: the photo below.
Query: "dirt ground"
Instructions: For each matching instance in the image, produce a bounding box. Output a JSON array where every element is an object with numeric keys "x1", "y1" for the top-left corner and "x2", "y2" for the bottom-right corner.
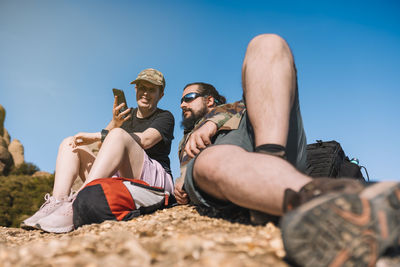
[
  {"x1": 1, "y1": 205, "x2": 400, "y2": 267},
  {"x1": 0, "y1": 205, "x2": 288, "y2": 267}
]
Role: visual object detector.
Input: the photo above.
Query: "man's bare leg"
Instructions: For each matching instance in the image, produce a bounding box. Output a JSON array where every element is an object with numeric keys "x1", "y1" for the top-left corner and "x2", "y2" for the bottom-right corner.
[
  {"x1": 193, "y1": 34, "x2": 311, "y2": 215},
  {"x1": 242, "y1": 33, "x2": 296, "y2": 147},
  {"x1": 194, "y1": 145, "x2": 309, "y2": 215},
  {"x1": 83, "y1": 128, "x2": 144, "y2": 186}
]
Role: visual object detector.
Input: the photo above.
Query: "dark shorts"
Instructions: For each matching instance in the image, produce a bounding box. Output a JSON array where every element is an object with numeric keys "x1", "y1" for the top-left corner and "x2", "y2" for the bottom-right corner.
[{"x1": 183, "y1": 111, "x2": 254, "y2": 210}]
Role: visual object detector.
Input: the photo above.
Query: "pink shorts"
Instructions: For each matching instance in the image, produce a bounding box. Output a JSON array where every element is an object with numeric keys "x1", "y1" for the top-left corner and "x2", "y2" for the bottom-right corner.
[{"x1": 138, "y1": 153, "x2": 174, "y2": 194}]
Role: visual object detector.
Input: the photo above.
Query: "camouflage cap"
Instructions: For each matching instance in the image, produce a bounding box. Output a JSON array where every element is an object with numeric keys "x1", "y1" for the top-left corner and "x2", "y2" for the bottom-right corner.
[{"x1": 130, "y1": 68, "x2": 166, "y2": 90}]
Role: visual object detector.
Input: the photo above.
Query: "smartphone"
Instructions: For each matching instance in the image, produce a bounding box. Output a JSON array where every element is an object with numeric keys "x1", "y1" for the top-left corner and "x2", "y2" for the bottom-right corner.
[{"x1": 112, "y1": 88, "x2": 129, "y2": 117}]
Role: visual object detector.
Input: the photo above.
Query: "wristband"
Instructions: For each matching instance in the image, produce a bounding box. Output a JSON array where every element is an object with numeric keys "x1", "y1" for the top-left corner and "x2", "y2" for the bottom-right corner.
[{"x1": 101, "y1": 129, "x2": 109, "y2": 143}]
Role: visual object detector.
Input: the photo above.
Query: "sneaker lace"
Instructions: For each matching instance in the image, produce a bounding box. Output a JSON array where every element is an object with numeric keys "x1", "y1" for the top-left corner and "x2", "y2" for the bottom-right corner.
[
  {"x1": 39, "y1": 193, "x2": 61, "y2": 213},
  {"x1": 68, "y1": 191, "x2": 77, "y2": 202},
  {"x1": 39, "y1": 193, "x2": 53, "y2": 210}
]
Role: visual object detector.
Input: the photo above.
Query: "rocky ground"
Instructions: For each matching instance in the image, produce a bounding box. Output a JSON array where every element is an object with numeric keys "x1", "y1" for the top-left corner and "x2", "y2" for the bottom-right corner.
[
  {"x1": 0, "y1": 205, "x2": 287, "y2": 267},
  {"x1": 1, "y1": 205, "x2": 400, "y2": 267}
]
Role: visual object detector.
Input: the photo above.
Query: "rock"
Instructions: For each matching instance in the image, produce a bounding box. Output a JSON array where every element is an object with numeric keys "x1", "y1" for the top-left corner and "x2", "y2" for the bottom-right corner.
[
  {"x1": 8, "y1": 139, "x2": 24, "y2": 166},
  {"x1": 0, "y1": 104, "x2": 27, "y2": 175},
  {"x1": 3, "y1": 128, "x2": 10, "y2": 147},
  {"x1": 0, "y1": 137, "x2": 13, "y2": 175},
  {"x1": 32, "y1": 171, "x2": 52, "y2": 178},
  {"x1": 0, "y1": 161, "x2": 5, "y2": 176},
  {"x1": 0, "y1": 105, "x2": 10, "y2": 146},
  {"x1": 0, "y1": 104, "x2": 5, "y2": 137}
]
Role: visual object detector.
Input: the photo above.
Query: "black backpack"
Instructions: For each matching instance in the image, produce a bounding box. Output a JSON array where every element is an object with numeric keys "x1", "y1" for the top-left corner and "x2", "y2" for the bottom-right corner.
[{"x1": 306, "y1": 140, "x2": 368, "y2": 182}]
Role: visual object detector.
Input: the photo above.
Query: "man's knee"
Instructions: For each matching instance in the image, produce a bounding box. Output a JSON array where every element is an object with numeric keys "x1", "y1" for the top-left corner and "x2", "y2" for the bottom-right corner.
[
  {"x1": 247, "y1": 33, "x2": 291, "y2": 57},
  {"x1": 193, "y1": 147, "x2": 221, "y2": 185},
  {"x1": 191, "y1": 146, "x2": 232, "y2": 199},
  {"x1": 193, "y1": 145, "x2": 239, "y2": 186}
]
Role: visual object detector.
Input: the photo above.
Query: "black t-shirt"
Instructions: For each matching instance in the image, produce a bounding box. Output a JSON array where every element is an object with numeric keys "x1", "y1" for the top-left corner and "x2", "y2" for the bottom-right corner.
[{"x1": 121, "y1": 108, "x2": 174, "y2": 175}]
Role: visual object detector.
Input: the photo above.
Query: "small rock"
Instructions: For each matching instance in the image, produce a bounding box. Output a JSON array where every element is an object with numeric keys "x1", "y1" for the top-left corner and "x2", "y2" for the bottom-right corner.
[{"x1": 8, "y1": 139, "x2": 24, "y2": 166}]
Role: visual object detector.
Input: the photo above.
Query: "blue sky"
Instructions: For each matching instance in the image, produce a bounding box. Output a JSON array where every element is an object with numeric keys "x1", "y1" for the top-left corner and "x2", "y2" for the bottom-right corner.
[{"x1": 1, "y1": 0, "x2": 399, "y2": 181}]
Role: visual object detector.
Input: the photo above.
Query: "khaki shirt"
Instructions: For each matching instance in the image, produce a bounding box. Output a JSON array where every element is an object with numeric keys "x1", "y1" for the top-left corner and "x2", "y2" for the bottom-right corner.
[{"x1": 178, "y1": 101, "x2": 246, "y2": 180}]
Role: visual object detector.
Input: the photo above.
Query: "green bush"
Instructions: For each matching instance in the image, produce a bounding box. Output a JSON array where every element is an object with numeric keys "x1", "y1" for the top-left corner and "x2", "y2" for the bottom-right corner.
[
  {"x1": 9, "y1": 162, "x2": 40, "y2": 176},
  {"x1": 0, "y1": 174, "x2": 54, "y2": 227}
]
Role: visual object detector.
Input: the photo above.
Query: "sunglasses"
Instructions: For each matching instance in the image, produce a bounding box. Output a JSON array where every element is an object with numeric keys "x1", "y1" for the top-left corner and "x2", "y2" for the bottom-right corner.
[
  {"x1": 180, "y1": 92, "x2": 205, "y2": 104},
  {"x1": 136, "y1": 85, "x2": 158, "y2": 93}
]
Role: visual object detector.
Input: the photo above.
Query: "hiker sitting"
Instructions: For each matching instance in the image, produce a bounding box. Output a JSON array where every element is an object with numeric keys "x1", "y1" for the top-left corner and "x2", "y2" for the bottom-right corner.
[
  {"x1": 22, "y1": 68, "x2": 174, "y2": 233},
  {"x1": 174, "y1": 34, "x2": 400, "y2": 267}
]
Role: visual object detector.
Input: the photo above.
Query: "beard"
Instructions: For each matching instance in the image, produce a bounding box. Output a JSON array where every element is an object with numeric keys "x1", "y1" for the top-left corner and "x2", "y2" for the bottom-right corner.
[{"x1": 181, "y1": 105, "x2": 208, "y2": 131}]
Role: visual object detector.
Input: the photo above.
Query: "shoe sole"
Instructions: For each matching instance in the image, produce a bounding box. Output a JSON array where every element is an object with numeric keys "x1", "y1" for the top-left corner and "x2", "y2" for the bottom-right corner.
[
  {"x1": 20, "y1": 222, "x2": 40, "y2": 230},
  {"x1": 280, "y1": 182, "x2": 400, "y2": 267},
  {"x1": 35, "y1": 223, "x2": 74, "y2": 234}
]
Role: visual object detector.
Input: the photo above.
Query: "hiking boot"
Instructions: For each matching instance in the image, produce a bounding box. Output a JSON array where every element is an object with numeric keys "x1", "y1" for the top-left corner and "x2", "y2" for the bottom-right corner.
[
  {"x1": 248, "y1": 178, "x2": 364, "y2": 226},
  {"x1": 283, "y1": 178, "x2": 365, "y2": 212},
  {"x1": 35, "y1": 193, "x2": 76, "y2": 233},
  {"x1": 280, "y1": 181, "x2": 400, "y2": 267},
  {"x1": 21, "y1": 193, "x2": 64, "y2": 230}
]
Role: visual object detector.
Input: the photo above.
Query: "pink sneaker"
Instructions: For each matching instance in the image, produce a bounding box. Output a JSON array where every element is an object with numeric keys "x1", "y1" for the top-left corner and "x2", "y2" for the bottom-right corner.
[
  {"x1": 21, "y1": 193, "x2": 64, "y2": 230},
  {"x1": 35, "y1": 193, "x2": 76, "y2": 233}
]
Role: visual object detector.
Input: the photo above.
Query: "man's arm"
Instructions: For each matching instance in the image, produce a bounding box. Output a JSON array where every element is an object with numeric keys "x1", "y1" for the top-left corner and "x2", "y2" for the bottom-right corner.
[
  {"x1": 184, "y1": 121, "x2": 217, "y2": 158},
  {"x1": 176, "y1": 101, "x2": 246, "y2": 204},
  {"x1": 184, "y1": 101, "x2": 245, "y2": 158},
  {"x1": 199, "y1": 101, "x2": 245, "y2": 129},
  {"x1": 174, "y1": 176, "x2": 189, "y2": 204}
]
